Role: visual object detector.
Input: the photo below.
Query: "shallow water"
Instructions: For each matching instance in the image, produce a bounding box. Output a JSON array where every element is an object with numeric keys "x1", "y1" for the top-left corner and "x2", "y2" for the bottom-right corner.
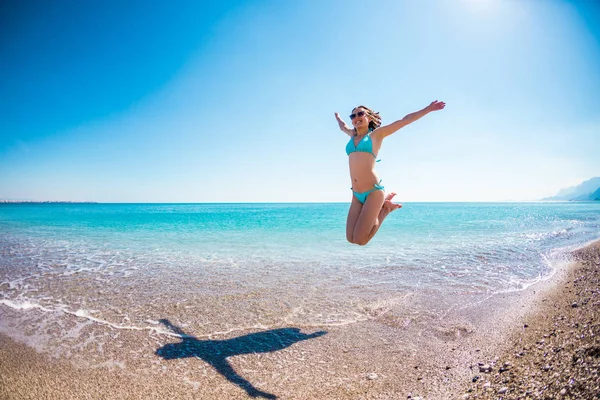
[{"x1": 1, "y1": 202, "x2": 599, "y2": 356}]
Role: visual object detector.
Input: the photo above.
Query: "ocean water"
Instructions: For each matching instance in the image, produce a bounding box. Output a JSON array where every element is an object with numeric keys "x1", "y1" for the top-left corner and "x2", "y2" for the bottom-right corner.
[{"x1": 1, "y1": 202, "x2": 599, "y2": 355}]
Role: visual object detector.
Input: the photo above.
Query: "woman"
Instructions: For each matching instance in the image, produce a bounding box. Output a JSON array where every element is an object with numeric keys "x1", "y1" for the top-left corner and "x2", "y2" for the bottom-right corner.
[{"x1": 335, "y1": 101, "x2": 445, "y2": 245}]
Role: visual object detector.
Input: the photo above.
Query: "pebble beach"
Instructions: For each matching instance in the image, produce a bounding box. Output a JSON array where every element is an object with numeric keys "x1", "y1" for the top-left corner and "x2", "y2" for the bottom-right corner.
[{"x1": 456, "y1": 241, "x2": 600, "y2": 400}]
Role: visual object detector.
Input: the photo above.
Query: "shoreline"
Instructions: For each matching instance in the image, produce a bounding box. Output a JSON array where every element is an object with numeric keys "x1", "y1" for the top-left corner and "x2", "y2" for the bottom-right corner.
[
  {"x1": 453, "y1": 240, "x2": 600, "y2": 399},
  {"x1": 0, "y1": 242, "x2": 599, "y2": 399}
]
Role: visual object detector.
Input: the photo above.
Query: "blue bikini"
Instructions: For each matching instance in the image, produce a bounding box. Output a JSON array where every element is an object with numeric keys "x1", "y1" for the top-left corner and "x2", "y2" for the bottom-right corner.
[{"x1": 346, "y1": 132, "x2": 384, "y2": 204}]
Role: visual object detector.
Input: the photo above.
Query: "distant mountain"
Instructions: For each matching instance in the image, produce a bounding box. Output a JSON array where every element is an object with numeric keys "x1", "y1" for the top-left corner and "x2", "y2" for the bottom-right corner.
[
  {"x1": 543, "y1": 177, "x2": 600, "y2": 201},
  {"x1": 577, "y1": 187, "x2": 600, "y2": 201}
]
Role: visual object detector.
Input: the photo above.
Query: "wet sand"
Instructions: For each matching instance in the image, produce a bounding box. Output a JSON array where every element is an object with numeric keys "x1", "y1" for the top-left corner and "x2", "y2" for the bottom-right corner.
[{"x1": 1, "y1": 242, "x2": 599, "y2": 400}]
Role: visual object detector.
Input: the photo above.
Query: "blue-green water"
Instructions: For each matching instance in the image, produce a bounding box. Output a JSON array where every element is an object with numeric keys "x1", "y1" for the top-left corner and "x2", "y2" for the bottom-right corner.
[{"x1": 1, "y1": 202, "x2": 599, "y2": 346}]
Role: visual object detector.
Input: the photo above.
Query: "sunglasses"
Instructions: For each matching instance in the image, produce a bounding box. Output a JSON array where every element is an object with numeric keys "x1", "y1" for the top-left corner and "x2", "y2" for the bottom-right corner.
[{"x1": 349, "y1": 111, "x2": 366, "y2": 120}]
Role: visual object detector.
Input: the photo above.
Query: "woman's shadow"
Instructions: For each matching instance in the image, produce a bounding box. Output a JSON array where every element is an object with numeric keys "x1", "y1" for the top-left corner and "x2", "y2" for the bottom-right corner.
[{"x1": 155, "y1": 319, "x2": 327, "y2": 399}]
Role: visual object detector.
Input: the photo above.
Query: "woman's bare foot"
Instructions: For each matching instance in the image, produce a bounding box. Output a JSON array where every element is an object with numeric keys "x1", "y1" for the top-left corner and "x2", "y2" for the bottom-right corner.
[{"x1": 383, "y1": 192, "x2": 402, "y2": 213}]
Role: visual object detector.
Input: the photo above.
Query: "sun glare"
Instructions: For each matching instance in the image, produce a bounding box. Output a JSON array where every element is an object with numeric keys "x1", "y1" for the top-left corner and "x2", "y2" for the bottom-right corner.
[{"x1": 463, "y1": 0, "x2": 499, "y2": 11}]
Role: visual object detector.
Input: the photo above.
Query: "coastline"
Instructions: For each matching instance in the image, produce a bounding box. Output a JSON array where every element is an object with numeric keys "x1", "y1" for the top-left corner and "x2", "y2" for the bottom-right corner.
[
  {"x1": 454, "y1": 241, "x2": 600, "y2": 399},
  {"x1": 0, "y1": 241, "x2": 599, "y2": 399}
]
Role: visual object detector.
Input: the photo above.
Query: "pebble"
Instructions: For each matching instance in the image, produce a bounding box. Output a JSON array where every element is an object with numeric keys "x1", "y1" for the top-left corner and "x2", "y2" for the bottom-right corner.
[
  {"x1": 366, "y1": 373, "x2": 378, "y2": 380},
  {"x1": 498, "y1": 387, "x2": 508, "y2": 394},
  {"x1": 479, "y1": 364, "x2": 492, "y2": 373},
  {"x1": 560, "y1": 388, "x2": 567, "y2": 396}
]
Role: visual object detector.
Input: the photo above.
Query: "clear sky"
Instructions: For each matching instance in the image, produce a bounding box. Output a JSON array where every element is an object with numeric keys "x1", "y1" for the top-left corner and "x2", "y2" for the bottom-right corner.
[{"x1": 1, "y1": 0, "x2": 599, "y2": 202}]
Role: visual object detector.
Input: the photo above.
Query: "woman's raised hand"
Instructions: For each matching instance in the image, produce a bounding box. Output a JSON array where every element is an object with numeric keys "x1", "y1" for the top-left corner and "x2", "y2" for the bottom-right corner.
[
  {"x1": 335, "y1": 112, "x2": 351, "y2": 132},
  {"x1": 427, "y1": 100, "x2": 446, "y2": 112}
]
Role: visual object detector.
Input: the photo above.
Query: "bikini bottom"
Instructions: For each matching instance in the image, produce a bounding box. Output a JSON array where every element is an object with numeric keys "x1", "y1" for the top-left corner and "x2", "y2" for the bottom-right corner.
[{"x1": 352, "y1": 180, "x2": 384, "y2": 204}]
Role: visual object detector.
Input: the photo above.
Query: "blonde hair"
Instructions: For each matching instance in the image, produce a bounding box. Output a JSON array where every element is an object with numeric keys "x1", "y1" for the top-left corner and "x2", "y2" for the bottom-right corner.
[{"x1": 353, "y1": 105, "x2": 381, "y2": 131}]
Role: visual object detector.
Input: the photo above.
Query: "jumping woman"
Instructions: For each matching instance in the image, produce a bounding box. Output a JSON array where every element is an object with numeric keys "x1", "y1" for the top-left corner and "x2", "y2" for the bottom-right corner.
[{"x1": 335, "y1": 101, "x2": 445, "y2": 245}]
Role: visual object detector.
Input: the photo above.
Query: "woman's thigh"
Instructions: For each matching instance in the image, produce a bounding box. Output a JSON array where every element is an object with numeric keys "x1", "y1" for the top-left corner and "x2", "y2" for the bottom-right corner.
[
  {"x1": 346, "y1": 195, "x2": 363, "y2": 242},
  {"x1": 353, "y1": 189, "x2": 385, "y2": 241}
]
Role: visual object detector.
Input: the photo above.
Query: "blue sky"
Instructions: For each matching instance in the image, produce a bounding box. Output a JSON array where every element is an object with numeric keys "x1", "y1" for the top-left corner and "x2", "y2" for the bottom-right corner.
[{"x1": 1, "y1": 0, "x2": 599, "y2": 202}]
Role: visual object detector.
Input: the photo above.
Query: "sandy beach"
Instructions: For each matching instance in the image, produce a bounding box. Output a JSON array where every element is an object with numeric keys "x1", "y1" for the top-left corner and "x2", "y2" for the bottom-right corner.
[{"x1": 1, "y1": 242, "x2": 599, "y2": 400}]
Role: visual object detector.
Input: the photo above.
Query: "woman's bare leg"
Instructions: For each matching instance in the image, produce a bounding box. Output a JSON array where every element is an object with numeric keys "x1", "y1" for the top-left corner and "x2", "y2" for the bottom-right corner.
[
  {"x1": 361, "y1": 193, "x2": 402, "y2": 244},
  {"x1": 346, "y1": 195, "x2": 363, "y2": 243},
  {"x1": 353, "y1": 192, "x2": 402, "y2": 246},
  {"x1": 352, "y1": 190, "x2": 385, "y2": 245}
]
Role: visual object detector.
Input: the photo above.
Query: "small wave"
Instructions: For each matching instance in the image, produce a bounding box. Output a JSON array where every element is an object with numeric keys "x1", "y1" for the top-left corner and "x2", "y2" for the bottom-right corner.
[
  {"x1": 522, "y1": 229, "x2": 568, "y2": 241},
  {"x1": 0, "y1": 299, "x2": 183, "y2": 338},
  {"x1": 0, "y1": 299, "x2": 53, "y2": 312},
  {"x1": 0, "y1": 297, "x2": 284, "y2": 340},
  {"x1": 0, "y1": 278, "x2": 29, "y2": 290}
]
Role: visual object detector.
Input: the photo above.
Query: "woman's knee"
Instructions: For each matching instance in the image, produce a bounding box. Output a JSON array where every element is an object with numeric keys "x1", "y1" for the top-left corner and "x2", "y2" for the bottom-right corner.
[
  {"x1": 353, "y1": 237, "x2": 369, "y2": 246},
  {"x1": 347, "y1": 236, "x2": 365, "y2": 245},
  {"x1": 349, "y1": 234, "x2": 369, "y2": 245},
  {"x1": 347, "y1": 237, "x2": 366, "y2": 245}
]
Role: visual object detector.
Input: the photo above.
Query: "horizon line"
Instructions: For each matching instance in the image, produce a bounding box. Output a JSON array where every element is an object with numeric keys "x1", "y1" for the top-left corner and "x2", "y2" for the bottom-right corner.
[{"x1": 0, "y1": 200, "x2": 593, "y2": 204}]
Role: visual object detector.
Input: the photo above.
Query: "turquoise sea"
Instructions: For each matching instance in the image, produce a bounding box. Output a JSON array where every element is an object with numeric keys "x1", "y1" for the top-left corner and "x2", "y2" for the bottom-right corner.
[{"x1": 1, "y1": 202, "x2": 599, "y2": 353}]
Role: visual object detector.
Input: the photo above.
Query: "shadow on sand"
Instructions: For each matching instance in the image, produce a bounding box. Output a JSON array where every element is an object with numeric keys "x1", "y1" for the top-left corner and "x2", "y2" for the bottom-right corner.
[{"x1": 155, "y1": 319, "x2": 327, "y2": 399}]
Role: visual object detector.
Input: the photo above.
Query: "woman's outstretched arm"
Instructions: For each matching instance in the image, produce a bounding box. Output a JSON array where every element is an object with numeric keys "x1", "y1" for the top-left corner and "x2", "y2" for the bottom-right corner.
[
  {"x1": 374, "y1": 100, "x2": 445, "y2": 138},
  {"x1": 334, "y1": 112, "x2": 355, "y2": 136}
]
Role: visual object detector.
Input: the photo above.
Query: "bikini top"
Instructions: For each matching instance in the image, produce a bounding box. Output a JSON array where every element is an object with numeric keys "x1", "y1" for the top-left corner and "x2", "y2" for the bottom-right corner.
[{"x1": 345, "y1": 131, "x2": 380, "y2": 161}]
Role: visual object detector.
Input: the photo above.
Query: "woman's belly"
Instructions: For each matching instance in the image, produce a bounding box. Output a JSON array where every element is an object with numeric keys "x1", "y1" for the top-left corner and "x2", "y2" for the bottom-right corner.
[{"x1": 348, "y1": 154, "x2": 380, "y2": 192}]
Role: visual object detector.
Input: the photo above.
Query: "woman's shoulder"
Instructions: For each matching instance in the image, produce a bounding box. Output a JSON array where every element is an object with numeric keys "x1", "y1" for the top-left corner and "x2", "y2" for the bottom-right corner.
[{"x1": 369, "y1": 127, "x2": 386, "y2": 141}]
